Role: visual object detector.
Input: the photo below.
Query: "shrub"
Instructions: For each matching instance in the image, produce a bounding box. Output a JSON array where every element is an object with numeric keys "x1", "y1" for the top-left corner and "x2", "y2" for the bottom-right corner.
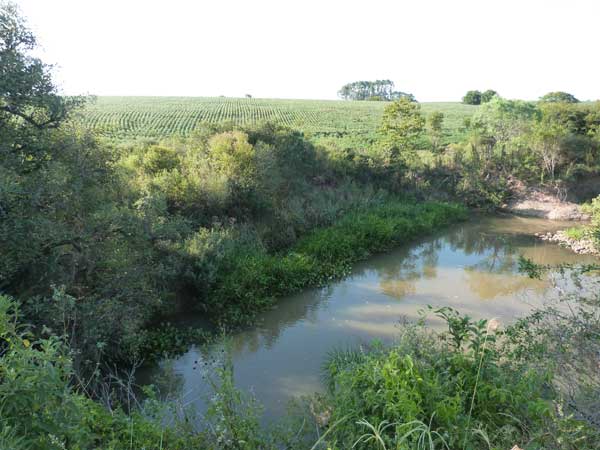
[
  {"x1": 321, "y1": 307, "x2": 597, "y2": 449},
  {"x1": 0, "y1": 294, "x2": 204, "y2": 450},
  {"x1": 141, "y1": 144, "x2": 180, "y2": 174}
]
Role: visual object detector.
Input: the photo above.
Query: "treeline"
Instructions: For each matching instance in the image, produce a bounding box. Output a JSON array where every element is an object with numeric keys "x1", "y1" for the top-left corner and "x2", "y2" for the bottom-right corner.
[
  {"x1": 463, "y1": 89, "x2": 581, "y2": 105},
  {"x1": 338, "y1": 79, "x2": 415, "y2": 101}
]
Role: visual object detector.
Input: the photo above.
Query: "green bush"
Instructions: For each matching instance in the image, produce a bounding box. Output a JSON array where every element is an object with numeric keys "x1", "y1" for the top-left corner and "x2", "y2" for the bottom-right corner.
[
  {"x1": 320, "y1": 308, "x2": 597, "y2": 450},
  {"x1": 0, "y1": 294, "x2": 205, "y2": 450}
]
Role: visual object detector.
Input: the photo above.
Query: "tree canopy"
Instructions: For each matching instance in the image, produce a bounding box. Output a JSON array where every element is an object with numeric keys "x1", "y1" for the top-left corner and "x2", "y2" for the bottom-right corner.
[
  {"x1": 0, "y1": 1, "x2": 83, "y2": 168},
  {"x1": 338, "y1": 80, "x2": 415, "y2": 102},
  {"x1": 539, "y1": 91, "x2": 580, "y2": 103},
  {"x1": 462, "y1": 90, "x2": 498, "y2": 105}
]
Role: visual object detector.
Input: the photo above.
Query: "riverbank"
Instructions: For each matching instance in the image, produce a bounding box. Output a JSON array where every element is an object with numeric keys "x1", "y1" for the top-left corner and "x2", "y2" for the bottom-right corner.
[
  {"x1": 206, "y1": 201, "x2": 468, "y2": 322},
  {"x1": 536, "y1": 229, "x2": 599, "y2": 256},
  {"x1": 138, "y1": 215, "x2": 600, "y2": 449},
  {"x1": 141, "y1": 214, "x2": 594, "y2": 420},
  {"x1": 139, "y1": 201, "x2": 468, "y2": 357}
]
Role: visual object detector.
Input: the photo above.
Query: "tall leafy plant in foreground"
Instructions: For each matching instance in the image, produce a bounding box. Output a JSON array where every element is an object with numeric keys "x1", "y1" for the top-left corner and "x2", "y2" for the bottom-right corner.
[{"x1": 320, "y1": 306, "x2": 598, "y2": 449}]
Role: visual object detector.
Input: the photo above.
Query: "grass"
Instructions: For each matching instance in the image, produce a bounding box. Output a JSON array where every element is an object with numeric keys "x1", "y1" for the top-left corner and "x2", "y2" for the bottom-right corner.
[
  {"x1": 564, "y1": 226, "x2": 587, "y2": 240},
  {"x1": 75, "y1": 97, "x2": 477, "y2": 145}
]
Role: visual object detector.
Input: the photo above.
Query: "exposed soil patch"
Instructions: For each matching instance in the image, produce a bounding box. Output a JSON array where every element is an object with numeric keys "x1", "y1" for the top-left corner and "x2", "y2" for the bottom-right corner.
[{"x1": 502, "y1": 178, "x2": 591, "y2": 221}]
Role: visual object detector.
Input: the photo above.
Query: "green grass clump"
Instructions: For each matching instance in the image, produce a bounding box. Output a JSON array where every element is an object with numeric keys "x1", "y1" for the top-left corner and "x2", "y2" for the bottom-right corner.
[{"x1": 564, "y1": 227, "x2": 587, "y2": 240}]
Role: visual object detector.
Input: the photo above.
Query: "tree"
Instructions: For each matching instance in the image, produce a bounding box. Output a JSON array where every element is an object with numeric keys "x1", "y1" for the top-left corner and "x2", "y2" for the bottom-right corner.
[
  {"x1": 378, "y1": 97, "x2": 425, "y2": 164},
  {"x1": 481, "y1": 90, "x2": 498, "y2": 103},
  {"x1": 471, "y1": 97, "x2": 539, "y2": 169},
  {"x1": 531, "y1": 122, "x2": 568, "y2": 181},
  {"x1": 540, "y1": 91, "x2": 580, "y2": 103},
  {"x1": 0, "y1": 2, "x2": 165, "y2": 367},
  {"x1": 463, "y1": 90, "x2": 482, "y2": 105},
  {"x1": 0, "y1": 1, "x2": 84, "y2": 171},
  {"x1": 338, "y1": 80, "x2": 415, "y2": 102},
  {"x1": 427, "y1": 111, "x2": 445, "y2": 153}
]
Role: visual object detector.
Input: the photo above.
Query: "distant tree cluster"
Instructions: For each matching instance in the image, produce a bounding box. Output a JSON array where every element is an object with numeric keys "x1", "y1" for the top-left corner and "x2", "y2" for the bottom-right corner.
[
  {"x1": 338, "y1": 80, "x2": 416, "y2": 102},
  {"x1": 462, "y1": 90, "x2": 498, "y2": 105},
  {"x1": 539, "y1": 91, "x2": 579, "y2": 103}
]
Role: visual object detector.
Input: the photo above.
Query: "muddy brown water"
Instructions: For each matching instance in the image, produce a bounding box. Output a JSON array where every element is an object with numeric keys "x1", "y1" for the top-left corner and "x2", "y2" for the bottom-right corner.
[{"x1": 139, "y1": 214, "x2": 598, "y2": 422}]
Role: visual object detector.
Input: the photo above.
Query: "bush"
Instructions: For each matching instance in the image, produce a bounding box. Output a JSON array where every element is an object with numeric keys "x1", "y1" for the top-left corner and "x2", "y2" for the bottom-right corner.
[
  {"x1": 141, "y1": 144, "x2": 180, "y2": 174},
  {"x1": 0, "y1": 294, "x2": 204, "y2": 450},
  {"x1": 320, "y1": 307, "x2": 598, "y2": 449}
]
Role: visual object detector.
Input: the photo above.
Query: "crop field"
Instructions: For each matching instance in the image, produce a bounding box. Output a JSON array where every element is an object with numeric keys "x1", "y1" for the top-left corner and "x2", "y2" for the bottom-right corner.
[{"x1": 77, "y1": 96, "x2": 478, "y2": 144}]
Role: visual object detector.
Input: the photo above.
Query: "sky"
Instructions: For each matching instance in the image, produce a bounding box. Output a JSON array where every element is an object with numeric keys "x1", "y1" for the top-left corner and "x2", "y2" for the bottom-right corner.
[{"x1": 15, "y1": 0, "x2": 600, "y2": 102}]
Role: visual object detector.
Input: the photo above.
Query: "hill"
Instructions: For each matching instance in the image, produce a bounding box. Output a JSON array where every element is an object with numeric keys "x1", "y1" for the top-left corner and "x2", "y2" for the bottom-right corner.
[{"x1": 77, "y1": 97, "x2": 477, "y2": 145}]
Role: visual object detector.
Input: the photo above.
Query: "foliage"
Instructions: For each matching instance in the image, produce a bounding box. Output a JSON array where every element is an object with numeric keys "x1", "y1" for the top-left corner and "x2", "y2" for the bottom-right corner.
[
  {"x1": 320, "y1": 307, "x2": 598, "y2": 449},
  {"x1": 511, "y1": 261, "x2": 600, "y2": 443},
  {"x1": 445, "y1": 96, "x2": 600, "y2": 193},
  {"x1": 462, "y1": 90, "x2": 498, "y2": 105},
  {"x1": 378, "y1": 98, "x2": 426, "y2": 165},
  {"x1": 202, "y1": 202, "x2": 467, "y2": 324},
  {"x1": 462, "y1": 90, "x2": 482, "y2": 105},
  {"x1": 0, "y1": 1, "x2": 84, "y2": 147},
  {"x1": 540, "y1": 91, "x2": 580, "y2": 103},
  {"x1": 480, "y1": 89, "x2": 498, "y2": 104},
  {"x1": 589, "y1": 195, "x2": 600, "y2": 245},
  {"x1": 0, "y1": 294, "x2": 209, "y2": 450},
  {"x1": 427, "y1": 111, "x2": 445, "y2": 153},
  {"x1": 563, "y1": 226, "x2": 586, "y2": 240},
  {"x1": 338, "y1": 80, "x2": 415, "y2": 102}
]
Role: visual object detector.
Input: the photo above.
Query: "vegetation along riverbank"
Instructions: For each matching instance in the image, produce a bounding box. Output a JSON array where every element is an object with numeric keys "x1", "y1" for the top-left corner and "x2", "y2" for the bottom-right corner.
[{"x1": 1, "y1": 2, "x2": 599, "y2": 448}]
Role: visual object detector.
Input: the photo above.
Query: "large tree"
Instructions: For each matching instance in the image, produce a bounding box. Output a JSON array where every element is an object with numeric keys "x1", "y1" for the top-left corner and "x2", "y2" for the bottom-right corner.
[
  {"x1": 0, "y1": 2, "x2": 164, "y2": 367},
  {"x1": 540, "y1": 91, "x2": 580, "y2": 103},
  {"x1": 338, "y1": 80, "x2": 415, "y2": 102},
  {"x1": 481, "y1": 89, "x2": 498, "y2": 103},
  {"x1": 463, "y1": 89, "x2": 498, "y2": 105},
  {"x1": 462, "y1": 90, "x2": 482, "y2": 105},
  {"x1": 0, "y1": 1, "x2": 83, "y2": 168}
]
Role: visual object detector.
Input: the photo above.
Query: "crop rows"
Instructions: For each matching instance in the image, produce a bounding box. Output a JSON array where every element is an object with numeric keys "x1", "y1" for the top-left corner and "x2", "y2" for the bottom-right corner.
[{"x1": 77, "y1": 97, "x2": 477, "y2": 142}]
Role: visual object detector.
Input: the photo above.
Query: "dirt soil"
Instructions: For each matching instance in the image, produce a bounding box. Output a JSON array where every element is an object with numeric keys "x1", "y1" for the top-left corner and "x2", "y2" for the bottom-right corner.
[{"x1": 501, "y1": 178, "x2": 591, "y2": 221}]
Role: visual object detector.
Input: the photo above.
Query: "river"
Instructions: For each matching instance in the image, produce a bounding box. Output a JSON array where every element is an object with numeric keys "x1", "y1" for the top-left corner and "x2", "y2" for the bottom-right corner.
[{"x1": 139, "y1": 214, "x2": 597, "y2": 422}]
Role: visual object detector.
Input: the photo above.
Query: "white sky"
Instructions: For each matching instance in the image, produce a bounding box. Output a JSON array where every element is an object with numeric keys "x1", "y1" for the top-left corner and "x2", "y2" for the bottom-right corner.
[{"x1": 15, "y1": 0, "x2": 600, "y2": 101}]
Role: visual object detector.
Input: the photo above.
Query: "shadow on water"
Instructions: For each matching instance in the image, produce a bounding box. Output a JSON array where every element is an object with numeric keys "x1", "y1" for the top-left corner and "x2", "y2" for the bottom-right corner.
[{"x1": 138, "y1": 214, "x2": 598, "y2": 422}]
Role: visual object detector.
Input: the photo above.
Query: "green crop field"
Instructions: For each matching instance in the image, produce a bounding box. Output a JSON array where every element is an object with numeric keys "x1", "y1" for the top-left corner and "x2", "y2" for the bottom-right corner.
[{"x1": 76, "y1": 96, "x2": 478, "y2": 144}]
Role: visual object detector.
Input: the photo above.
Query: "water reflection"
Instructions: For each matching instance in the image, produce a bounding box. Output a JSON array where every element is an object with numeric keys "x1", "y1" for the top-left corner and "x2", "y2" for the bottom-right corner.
[{"x1": 140, "y1": 215, "x2": 598, "y2": 421}]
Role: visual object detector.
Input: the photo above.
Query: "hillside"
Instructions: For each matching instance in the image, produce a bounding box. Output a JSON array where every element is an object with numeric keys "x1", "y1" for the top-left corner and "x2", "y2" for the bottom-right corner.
[{"x1": 76, "y1": 96, "x2": 477, "y2": 143}]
